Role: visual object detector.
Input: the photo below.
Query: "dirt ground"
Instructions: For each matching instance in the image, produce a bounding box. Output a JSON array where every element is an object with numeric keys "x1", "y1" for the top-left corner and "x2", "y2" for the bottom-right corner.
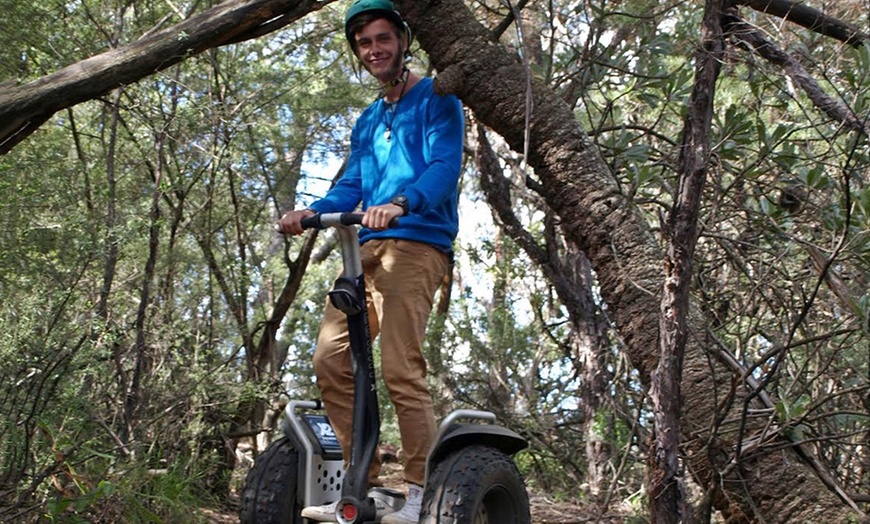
[
  {"x1": 200, "y1": 500, "x2": 621, "y2": 524},
  {"x1": 204, "y1": 461, "x2": 634, "y2": 524}
]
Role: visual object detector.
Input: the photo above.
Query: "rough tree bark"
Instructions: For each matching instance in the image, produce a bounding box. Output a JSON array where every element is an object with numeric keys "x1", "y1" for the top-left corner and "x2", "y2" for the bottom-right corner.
[{"x1": 397, "y1": 0, "x2": 866, "y2": 522}]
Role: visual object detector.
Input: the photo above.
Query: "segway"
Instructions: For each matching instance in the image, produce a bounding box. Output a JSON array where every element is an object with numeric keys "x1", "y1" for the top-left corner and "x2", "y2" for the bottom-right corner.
[{"x1": 240, "y1": 212, "x2": 530, "y2": 524}]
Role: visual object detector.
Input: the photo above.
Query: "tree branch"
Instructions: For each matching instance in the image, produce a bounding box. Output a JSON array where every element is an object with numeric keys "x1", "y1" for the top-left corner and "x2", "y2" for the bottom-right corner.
[
  {"x1": 0, "y1": 0, "x2": 330, "y2": 154},
  {"x1": 737, "y1": 0, "x2": 870, "y2": 47},
  {"x1": 725, "y1": 14, "x2": 870, "y2": 137}
]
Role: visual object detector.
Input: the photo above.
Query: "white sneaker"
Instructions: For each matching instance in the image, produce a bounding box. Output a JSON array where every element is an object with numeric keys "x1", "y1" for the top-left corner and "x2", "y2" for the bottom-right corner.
[
  {"x1": 300, "y1": 491, "x2": 400, "y2": 522},
  {"x1": 381, "y1": 484, "x2": 423, "y2": 524},
  {"x1": 300, "y1": 499, "x2": 338, "y2": 522}
]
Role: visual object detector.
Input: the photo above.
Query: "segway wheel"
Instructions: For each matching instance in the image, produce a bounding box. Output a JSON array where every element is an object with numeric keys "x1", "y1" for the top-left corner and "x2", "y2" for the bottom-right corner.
[
  {"x1": 239, "y1": 437, "x2": 303, "y2": 524},
  {"x1": 420, "y1": 445, "x2": 530, "y2": 524}
]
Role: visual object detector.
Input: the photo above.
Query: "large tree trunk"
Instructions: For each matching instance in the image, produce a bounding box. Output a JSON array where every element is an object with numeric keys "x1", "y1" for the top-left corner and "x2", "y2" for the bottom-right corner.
[{"x1": 397, "y1": 0, "x2": 865, "y2": 522}]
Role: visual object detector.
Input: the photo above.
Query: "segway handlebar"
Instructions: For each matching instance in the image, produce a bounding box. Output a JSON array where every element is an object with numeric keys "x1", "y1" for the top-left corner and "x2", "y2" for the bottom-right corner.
[
  {"x1": 300, "y1": 212, "x2": 399, "y2": 230},
  {"x1": 298, "y1": 212, "x2": 395, "y2": 280}
]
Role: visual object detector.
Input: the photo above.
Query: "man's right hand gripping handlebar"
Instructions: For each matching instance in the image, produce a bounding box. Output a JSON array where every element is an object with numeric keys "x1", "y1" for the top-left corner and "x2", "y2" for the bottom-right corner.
[{"x1": 277, "y1": 208, "x2": 316, "y2": 236}]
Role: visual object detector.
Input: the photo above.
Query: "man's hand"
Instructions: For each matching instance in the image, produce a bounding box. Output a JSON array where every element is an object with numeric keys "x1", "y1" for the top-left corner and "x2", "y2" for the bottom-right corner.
[
  {"x1": 277, "y1": 208, "x2": 315, "y2": 235},
  {"x1": 363, "y1": 203, "x2": 403, "y2": 230}
]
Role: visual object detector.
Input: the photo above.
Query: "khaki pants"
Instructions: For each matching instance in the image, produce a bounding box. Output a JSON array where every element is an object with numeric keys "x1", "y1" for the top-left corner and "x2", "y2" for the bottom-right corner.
[{"x1": 313, "y1": 239, "x2": 448, "y2": 486}]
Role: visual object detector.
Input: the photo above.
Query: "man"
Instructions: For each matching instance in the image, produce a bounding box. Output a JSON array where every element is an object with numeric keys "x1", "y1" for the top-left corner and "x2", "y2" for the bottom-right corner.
[{"x1": 277, "y1": 0, "x2": 464, "y2": 522}]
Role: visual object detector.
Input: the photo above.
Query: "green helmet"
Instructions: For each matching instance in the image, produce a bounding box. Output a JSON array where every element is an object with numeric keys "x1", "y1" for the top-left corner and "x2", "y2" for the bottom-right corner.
[{"x1": 344, "y1": 0, "x2": 412, "y2": 50}]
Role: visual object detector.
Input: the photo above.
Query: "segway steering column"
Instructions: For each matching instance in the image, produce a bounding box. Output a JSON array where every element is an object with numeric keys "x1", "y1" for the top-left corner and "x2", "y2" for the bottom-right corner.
[{"x1": 300, "y1": 213, "x2": 386, "y2": 523}]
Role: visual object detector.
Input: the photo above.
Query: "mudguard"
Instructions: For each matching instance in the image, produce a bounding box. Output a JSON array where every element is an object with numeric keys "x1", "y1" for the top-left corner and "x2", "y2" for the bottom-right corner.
[{"x1": 425, "y1": 421, "x2": 527, "y2": 484}]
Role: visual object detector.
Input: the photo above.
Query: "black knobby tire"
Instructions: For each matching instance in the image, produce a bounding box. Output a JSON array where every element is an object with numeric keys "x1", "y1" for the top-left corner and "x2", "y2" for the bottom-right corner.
[
  {"x1": 420, "y1": 445, "x2": 531, "y2": 524},
  {"x1": 239, "y1": 437, "x2": 303, "y2": 524}
]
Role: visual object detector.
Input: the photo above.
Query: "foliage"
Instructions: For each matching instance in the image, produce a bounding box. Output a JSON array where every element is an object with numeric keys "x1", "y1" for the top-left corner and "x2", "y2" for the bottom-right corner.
[
  {"x1": 1, "y1": 0, "x2": 869, "y2": 521},
  {"x1": 1, "y1": 1, "x2": 367, "y2": 520}
]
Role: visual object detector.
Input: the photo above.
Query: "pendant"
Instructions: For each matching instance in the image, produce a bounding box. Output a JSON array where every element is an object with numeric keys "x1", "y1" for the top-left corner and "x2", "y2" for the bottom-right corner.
[{"x1": 384, "y1": 128, "x2": 391, "y2": 142}]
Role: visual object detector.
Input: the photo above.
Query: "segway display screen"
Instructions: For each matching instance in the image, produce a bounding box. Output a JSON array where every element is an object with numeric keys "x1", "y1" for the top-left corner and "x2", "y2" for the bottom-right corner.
[{"x1": 301, "y1": 414, "x2": 343, "y2": 458}]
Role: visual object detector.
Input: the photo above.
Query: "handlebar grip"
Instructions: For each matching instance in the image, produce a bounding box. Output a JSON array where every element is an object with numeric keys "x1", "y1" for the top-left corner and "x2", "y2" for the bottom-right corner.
[
  {"x1": 299, "y1": 214, "x2": 322, "y2": 230},
  {"x1": 339, "y1": 213, "x2": 365, "y2": 226},
  {"x1": 340, "y1": 213, "x2": 399, "y2": 228},
  {"x1": 300, "y1": 212, "x2": 398, "y2": 230}
]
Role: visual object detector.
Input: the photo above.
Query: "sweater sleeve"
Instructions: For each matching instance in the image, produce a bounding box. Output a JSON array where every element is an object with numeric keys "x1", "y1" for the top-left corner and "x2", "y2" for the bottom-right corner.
[{"x1": 402, "y1": 93, "x2": 465, "y2": 214}]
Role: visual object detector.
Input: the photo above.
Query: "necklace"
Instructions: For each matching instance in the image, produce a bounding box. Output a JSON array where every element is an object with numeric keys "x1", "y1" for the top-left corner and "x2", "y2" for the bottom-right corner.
[
  {"x1": 383, "y1": 102, "x2": 397, "y2": 142},
  {"x1": 382, "y1": 69, "x2": 409, "y2": 142}
]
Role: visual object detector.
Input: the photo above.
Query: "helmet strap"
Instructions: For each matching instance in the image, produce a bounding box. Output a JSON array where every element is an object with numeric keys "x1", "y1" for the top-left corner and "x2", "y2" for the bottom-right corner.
[{"x1": 387, "y1": 66, "x2": 410, "y2": 87}]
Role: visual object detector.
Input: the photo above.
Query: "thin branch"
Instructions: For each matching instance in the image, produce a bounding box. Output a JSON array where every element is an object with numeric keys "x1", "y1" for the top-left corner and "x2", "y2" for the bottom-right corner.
[
  {"x1": 725, "y1": 15, "x2": 870, "y2": 137},
  {"x1": 737, "y1": 0, "x2": 870, "y2": 47}
]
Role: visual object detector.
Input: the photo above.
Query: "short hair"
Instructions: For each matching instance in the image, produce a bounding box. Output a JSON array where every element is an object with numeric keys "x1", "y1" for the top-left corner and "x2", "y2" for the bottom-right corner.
[{"x1": 346, "y1": 12, "x2": 406, "y2": 56}]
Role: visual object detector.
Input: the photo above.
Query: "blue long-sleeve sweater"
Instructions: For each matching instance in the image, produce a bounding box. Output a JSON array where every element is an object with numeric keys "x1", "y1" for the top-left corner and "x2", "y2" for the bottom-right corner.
[{"x1": 308, "y1": 77, "x2": 465, "y2": 253}]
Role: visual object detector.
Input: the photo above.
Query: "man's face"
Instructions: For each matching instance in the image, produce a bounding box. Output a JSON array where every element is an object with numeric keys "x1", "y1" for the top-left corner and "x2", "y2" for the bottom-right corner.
[{"x1": 353, "y1": 18, "x2": 405, "y2": 84}]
